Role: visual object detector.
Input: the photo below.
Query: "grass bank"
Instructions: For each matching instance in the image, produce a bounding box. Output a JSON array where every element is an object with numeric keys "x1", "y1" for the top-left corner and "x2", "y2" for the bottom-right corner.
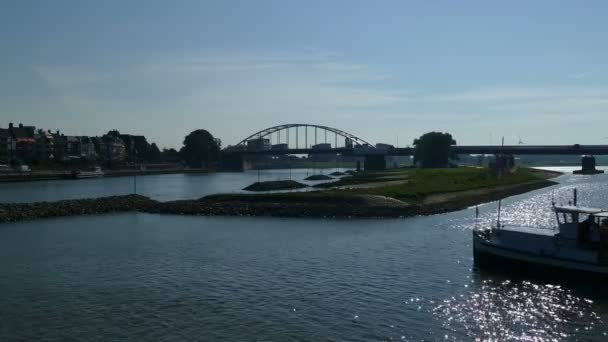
[
  {"x1": 199, "y1": 167, "x2": 560, "y2": 218},
  {"x1": 0, "y1": 167, "x2": 561, "y2": 223}
]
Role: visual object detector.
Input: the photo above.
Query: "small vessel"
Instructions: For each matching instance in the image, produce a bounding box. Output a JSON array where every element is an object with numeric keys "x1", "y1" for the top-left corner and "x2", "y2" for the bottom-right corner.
[
  {"x1": 473, "y1": 190, "x2": 608, "y2": 278},
  {"x1": 70, "y1": 166, "x2": 104, "y2": 179}
]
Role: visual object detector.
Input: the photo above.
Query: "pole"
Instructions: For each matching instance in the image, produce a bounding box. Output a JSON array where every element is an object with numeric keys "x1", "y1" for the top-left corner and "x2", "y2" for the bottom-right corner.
[
  {"x1": 475, "y1": 206, "x2": 479, "y2": 230},
  {"x1": 573, "y1": 188, "x2": 578, "y2": 206},
  {"x1": 496, "y1": 199, "x2": 502, "y2": 229},
  {"x1": 134, "y1": 174, "x2": 137, "y2": 194}
]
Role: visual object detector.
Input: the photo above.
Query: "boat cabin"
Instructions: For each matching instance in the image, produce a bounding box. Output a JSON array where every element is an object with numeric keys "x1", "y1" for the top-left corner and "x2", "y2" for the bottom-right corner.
[{"x1": 554, "y1": 206, "x2": 608, "y2": 242}]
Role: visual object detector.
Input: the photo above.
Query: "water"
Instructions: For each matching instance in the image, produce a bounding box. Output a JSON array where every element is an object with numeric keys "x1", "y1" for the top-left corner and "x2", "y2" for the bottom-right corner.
[
  {"x1": 0, "y1": 168, "x2": 345, "y2": 203},
  {"x1": 1, "y1": 169, "x2": 608, "y2": 340}
]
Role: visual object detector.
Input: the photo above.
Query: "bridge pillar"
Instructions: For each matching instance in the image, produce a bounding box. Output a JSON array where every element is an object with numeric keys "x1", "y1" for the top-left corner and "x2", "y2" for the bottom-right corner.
[
  {"x1": 574, "y1": 155, "x2": 604, "y2": 174},
  {"x1": 364, "y1": 155, "x2": 386, "y2": 171}
]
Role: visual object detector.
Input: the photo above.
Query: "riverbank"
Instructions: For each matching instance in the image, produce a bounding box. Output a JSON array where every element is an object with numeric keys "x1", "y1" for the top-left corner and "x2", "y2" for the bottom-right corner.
[
  {"x1": 0, "y1": 168, "x2": 561, "y2": 223},
  {"x1": 0, "y1": 168, "x2": 212, "y2": 183}
]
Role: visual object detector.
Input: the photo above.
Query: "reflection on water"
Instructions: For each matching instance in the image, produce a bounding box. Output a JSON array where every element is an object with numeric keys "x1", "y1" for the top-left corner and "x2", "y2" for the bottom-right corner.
[
  {"x1": 433, "y1": 278, "x2": 605, "y2": 341},
  {"x1": 1, "y1": 168, "x2": 608, "y2": 341}
]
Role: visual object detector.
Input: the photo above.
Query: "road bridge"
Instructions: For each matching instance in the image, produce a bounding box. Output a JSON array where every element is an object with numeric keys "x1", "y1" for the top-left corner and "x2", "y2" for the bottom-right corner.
[{"x1": 223, "y1": 124, "x2": 608, "y2": 170}]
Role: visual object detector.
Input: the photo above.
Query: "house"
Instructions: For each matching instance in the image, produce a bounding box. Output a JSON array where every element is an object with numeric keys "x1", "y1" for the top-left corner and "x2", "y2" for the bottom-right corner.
[
  {"x1": 101, "y1": 133, "x2": 126, "y2": 162},
  {"x1": 247, "y1": 138, "x2": 271, "y2": 151},
  {"x1": 34, "y1": 129, "x2": 55, "y2": 162},
  {"x1": 0, "y1": 128, "x2": 12, "y2": 163},
  {"x1": 9, "y1": 123, "x2": 36, "y2": 162},
  {"x1": 52, "y1": 132, "x2": 67, "y2": 162},
  {"x1": 79, "y1": 136, "x2": 97, "y2": 160},
  {"x1": 65, "y1": 136, "x2": 82, "y2": 158}
]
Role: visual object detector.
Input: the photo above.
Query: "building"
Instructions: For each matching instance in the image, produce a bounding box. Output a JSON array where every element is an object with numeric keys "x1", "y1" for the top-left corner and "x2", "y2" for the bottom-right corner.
[
  {"x1": 34, "y1": 129, "x2": 55, "y2": 162},
  {"x1": 65, "y1": 136, "x2": 82, "y2": 159},
  {"x1": 107, "y1": 136, "x2": 126, "y2": 162},
  {"x1": 0, "y1": 128, "x2": 12, "y2": 163},
  {"x1": 52, "y1": 132, "x2": 67, "y2": 162},
  {"x1": 375, "y1": 143, "x2": 395, "y2": 150},
  {"x1": 271, "y1": 143, "x2": 288, "y2": 151},
  {"x1": 80, "y1": 136, "x2": 97, "y2": 160},
  {"x1": 247, "y1": 138, "x2": 271, "y2": 151},
  {"x1": 9, "y1": 123, "x2": 36, "y2": 163},
  {"x1": 311, "y1": 143, "x2": 331, "y2": 150}
]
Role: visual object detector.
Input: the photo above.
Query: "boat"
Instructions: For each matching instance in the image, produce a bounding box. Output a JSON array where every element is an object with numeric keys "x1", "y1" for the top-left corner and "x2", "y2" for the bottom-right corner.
[
  {"x1": 473, "y1": 190, "x2": 608, "y2": 278},
  {"x1": 69, "y1": 166, "x2": 104, "y2": 179}
]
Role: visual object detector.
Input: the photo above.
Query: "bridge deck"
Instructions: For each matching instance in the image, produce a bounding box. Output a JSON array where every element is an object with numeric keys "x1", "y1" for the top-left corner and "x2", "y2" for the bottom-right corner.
[{"x1": 224, "y1": 145, "x2": 608, "y2": 156}]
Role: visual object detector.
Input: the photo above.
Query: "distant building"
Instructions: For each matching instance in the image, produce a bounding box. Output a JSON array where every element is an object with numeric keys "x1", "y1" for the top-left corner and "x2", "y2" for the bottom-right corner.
[
  {"x1": 34, "y1": 129, "x2": 55, "y2": 162},
  {"x1": 9, "y1": 123, "x2": 36, "y2": 162},
  {"x1": 65, "y1": 136, "x2": 82, "y2": 158},
  {"x1": 52, "y1": 132, "x2": 67, "y2": 162},
  {"x1": 80, "y1": 136, "x2": 97, "y2": 160},
  {"x1": 0, "y1": 128, "x2": 12, "y2": 163},
  {"x1": 247, "y1": 138, "x2": 271, "y2": 151},
  {"x1": 311, "y1": 143, "x2": 331, "y2": 150},
  {"x1": 271, "y1": 143, "x2": 289, "y2": 151},
  {"x1": 224, "y1": 145, "x2": 247, "y2": 152},
  {"x1": 375, "y1": 143, "x2": 395, "y2": 150},
  {"x1": 345, "y1": 138, "x2": 353, "y2": 149}
]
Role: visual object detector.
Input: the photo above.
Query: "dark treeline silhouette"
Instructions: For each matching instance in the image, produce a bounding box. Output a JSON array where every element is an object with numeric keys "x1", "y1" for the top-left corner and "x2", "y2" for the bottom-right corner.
[{"x1": 413, "y1": 132, "x2": 457, "y2": 168}]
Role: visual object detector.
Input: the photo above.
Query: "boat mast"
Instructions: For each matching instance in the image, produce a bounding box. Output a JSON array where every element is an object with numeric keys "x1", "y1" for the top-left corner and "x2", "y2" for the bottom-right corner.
[{"x1": 496, "y1": 199, "x2": 502, "y2": 229}]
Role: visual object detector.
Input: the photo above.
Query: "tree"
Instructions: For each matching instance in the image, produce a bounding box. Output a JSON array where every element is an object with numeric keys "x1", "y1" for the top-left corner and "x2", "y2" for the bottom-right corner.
[
  {"x1": 180, "y1": 129, "x2": 221, "y2": 168},
  {"x1": 146, "y1": 143, "x2": 161, "y2": 163},
  {"x1": 413, "y1": 132, "x2": 457, "y2": 168},
  {"x1": 161, "y1": 148, "x2": 181, "y2": 163}
]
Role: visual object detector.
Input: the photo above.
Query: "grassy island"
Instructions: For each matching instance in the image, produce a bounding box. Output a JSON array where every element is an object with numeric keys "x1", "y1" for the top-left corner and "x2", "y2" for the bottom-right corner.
[
  {"x1": 303, "y1": 174, "x2": 334, "y2": 181},
  {"x1": 243, "y1": 180, "x2": 308, "y2": 191},
  {"x1": 200, "y1": 167, "x2": 560, "y2": 218},
  {"x1": 0, "y1": 167, "x2": 561, "y2": 223}
]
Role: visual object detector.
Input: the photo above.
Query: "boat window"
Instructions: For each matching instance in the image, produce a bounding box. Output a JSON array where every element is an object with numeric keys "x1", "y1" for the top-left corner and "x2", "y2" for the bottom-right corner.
[
  {"x1": 579, "y1": 213, "x2": 589, "y2": 223},
  {"x1": 563, "y1": 213, "x2": 574, "y2": 223}
]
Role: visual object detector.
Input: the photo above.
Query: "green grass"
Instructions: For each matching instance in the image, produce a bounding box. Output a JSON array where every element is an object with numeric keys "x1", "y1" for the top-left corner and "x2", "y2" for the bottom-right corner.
[
  {"x1": 205, "y1": 167, "x2": 549, "y2": 203},
  {"x1": 337, "y1": 167, "x2": 545, "y2": 201}
]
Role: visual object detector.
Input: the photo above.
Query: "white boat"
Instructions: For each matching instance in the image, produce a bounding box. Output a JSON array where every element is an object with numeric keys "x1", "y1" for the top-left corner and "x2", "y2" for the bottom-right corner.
[
  {"x1": 71, "y1": 166, "x2": 104, "y2": 179},
  {"x1": 473, "y1": 190, "x2": 608, "y2": 278}
]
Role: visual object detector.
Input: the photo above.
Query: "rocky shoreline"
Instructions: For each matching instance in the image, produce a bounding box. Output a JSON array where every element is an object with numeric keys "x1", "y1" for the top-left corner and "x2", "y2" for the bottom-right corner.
[{"x1": 0, "y1": 179, "x2": 557, "y2": 223}]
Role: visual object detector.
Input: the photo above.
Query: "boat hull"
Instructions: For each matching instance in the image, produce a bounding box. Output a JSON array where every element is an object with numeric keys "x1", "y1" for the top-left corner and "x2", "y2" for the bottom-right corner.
[{"x1": 473, "y1": 232, "x2": 608, "y2": 279}]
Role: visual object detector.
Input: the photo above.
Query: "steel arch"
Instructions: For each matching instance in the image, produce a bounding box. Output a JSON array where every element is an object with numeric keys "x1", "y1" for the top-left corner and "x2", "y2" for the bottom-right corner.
[{"x1": 236, "y1": 124, "x2": 374, "y2": 147}]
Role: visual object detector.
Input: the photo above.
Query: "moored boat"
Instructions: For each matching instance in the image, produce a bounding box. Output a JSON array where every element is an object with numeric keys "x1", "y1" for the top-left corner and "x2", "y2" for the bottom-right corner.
[
  {"x1": 69, "y1": 166, "x2": 104, "y2": 179},
  {"x1": 473, "y1": 190, "x2": 608, "y2": 278}
]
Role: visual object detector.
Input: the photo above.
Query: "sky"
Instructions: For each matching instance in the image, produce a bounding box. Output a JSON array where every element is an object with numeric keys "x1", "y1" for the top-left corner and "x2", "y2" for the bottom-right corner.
[{"x1": 1, "y1": 0, "x2": 608, "y2": 149}]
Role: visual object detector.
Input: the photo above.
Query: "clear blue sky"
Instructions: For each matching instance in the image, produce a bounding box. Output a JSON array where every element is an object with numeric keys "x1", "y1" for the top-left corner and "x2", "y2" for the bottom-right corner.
[{"x1": 2, "y1": 0, "x2": 608, "y2": 148}]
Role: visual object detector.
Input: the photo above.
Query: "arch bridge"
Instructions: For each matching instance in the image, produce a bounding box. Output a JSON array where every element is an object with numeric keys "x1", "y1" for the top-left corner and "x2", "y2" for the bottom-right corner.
[{"x1": 231, "y1": 124, "x2": 374, "y2": 151}]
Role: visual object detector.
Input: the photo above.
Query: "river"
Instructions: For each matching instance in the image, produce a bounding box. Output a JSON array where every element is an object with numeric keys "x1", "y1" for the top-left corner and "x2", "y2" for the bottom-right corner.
[
  {"x1": 0, "y1": 168, "x2": 344, "y2": 203},
  {"x1": 1, "y1": 168, "x2": 608, "y2": 341}
]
